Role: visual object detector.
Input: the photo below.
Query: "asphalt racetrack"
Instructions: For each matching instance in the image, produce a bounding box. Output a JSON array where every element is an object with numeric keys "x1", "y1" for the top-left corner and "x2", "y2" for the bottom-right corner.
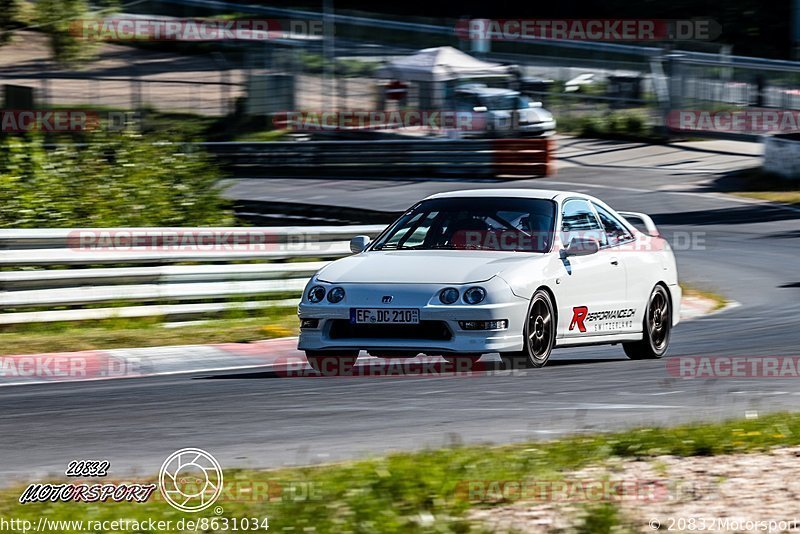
[{"x1": 2, "y1": 143, "x2": 799, "y2": 482}]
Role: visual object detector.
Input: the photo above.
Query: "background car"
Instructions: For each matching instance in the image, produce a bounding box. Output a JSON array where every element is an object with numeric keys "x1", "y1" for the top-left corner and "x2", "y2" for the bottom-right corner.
[{"x1": 453, "y1": 84, "x2": 556, "y2": 136}]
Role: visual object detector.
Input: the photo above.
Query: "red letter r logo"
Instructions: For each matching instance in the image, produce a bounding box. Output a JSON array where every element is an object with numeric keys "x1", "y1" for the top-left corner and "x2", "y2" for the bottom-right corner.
[{"x1": 570, "y1": 306, "x2": 588, "y2": 332}]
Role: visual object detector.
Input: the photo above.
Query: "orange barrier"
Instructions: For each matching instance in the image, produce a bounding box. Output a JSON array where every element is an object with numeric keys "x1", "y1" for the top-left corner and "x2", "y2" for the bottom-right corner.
[{"x1": 491, "y1": 138, "x2": 554, "y2": 178}]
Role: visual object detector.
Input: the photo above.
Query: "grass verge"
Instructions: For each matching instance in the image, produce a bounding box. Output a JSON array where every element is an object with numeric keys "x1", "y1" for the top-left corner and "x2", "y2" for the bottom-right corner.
[
  {"x1": 680, "y1": 284, "x2": 728, "y2": 312},
  {"x1": 735, "y1": 190, "x2": 800, "y2": 205},
  {"x1": 1, "y1": 412, "x2": 799, "y2": 532},
  {"x1": 727, "y1": 168, "x2": 800, "y2": 206},
  {"x1": 554, "y1": 108, "x2": 668, "y2": 143},
  {"x1": 0, "y1": 306, "x2": 299, "y2": 355}
]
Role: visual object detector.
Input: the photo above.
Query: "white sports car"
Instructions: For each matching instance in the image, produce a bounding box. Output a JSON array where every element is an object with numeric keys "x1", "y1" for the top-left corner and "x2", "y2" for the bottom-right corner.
[{"x1": 298, "y1": 189, "x2": 680, "y2": 374}]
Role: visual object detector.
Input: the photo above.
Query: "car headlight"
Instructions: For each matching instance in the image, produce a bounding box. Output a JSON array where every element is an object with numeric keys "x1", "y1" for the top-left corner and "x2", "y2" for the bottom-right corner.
[
  {"x1": 308, "y1": 285, "x2": 326, "y2": 303},
  {"x1": 463, "y1": 287, "x2": 486, "y2": 305},
  {"x1": 439, "y1": 287, "x2": 459, "y2": 305},
  {"x1": 327, "y1": 287, "x2": 345, "y2": 303}
]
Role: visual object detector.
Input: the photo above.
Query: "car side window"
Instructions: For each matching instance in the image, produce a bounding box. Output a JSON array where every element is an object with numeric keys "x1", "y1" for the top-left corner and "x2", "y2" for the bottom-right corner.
[
  {"x1": 561, "y1": 199, "x2": 607, "y2": 247},
  {"x1": 454, "y1": 94, "x2": 480, "y2": 112},
  {"x1": 592, "y1": 203, "x2": 633, "y2": 247}
]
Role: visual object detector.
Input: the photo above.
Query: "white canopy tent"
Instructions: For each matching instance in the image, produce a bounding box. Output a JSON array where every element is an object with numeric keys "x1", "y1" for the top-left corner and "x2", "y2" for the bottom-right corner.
[
  {"x1": 375, "y1": 46, "x2": 513, "y2": 82},
  {"x1": 375, "y1": 47, "x2": 513, "y2": 110}
]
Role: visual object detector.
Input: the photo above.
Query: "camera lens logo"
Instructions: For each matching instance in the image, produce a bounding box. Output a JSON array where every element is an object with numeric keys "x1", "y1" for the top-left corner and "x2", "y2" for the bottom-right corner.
[{"x1": 159, "y1": 448, "x2": 223, "y2": 512}]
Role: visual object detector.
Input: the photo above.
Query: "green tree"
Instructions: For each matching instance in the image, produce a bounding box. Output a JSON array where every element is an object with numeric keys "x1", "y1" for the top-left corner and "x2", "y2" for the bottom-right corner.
[
  {"x1": 33, "y1": 0, "x2": 88, "y2": 64},
  {"x1": 0, "y1": 0, "x2": 18, "y2": 45},
  {"x1": 0, "y1": 132, "x2": 232, "y2": 228}
]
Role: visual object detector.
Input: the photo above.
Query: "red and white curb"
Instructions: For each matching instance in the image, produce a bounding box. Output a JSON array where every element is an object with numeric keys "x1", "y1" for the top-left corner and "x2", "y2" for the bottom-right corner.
[
  {"x1": 680, "y1": 295, "x2": 738, "y2": 321},
  {"x1": 0, "y1": 296, "x2": 729, "y2": 387},
  {"x1": 0, "y1": 338, "x2": 304, "y2": 387}
]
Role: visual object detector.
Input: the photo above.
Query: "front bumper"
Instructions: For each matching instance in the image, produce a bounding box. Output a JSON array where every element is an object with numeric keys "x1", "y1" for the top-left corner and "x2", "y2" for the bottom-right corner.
[
  {"x1": 517, "y1": 119, "x2": 556, "y2": 134},
  {"x1": 297, "y1": 281, "x2": 529, "y2": 355},
  {"x1": 668, "y1": 283, "x2": 682, "y2": 327}
]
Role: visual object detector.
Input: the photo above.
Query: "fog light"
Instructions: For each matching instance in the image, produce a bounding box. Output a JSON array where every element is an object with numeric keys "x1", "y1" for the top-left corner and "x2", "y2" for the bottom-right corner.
[
  {"x1": 300, "y1": 318, "x2": 320, "y2": 329},
  {"x1": 458, "y1": 320, "x2": 508, "y2": 330}
]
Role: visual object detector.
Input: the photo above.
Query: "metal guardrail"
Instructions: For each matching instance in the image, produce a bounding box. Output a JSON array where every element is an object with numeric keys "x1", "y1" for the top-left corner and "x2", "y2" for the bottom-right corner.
[
  {"x1": 763, "y1": 134, "x2": 800, "y2": 179},
  {"x1": 204, "y1": 138, "x2": 553, "y2": 178},
  {"x1": 0, "y1": 225, "x2": 387, "y2": 325}
]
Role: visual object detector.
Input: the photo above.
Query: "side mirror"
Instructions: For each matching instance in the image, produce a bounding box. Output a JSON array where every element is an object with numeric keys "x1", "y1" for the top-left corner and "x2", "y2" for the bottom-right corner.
[
  {"x1": 528, "y1": 101, "x2": 542, "y2": 108},
  {"x1": 350, "y1": 235, "x2": 371, "y2": 254},
  {"x1": 563, "y1": 236, "x2": 599, "y2": 257}
]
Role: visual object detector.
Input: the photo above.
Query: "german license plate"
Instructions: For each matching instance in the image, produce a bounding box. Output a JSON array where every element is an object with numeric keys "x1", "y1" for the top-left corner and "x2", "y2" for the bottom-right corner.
[{"x1": 350, "y1": 308, "x2": 420, "y2": 325}]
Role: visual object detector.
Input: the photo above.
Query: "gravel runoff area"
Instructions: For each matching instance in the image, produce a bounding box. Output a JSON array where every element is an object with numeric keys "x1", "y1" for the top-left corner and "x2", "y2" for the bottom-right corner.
[{"x1": 470, "y1": 446, "x2": 800, "y2": 532}]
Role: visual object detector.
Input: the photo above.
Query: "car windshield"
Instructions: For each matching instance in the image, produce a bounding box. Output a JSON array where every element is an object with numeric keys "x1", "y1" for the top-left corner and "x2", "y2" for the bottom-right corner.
[
  {"x1": 371, "y1": 197, "x2": 556, "y2": 252},
  {"x1": 481, "y1": 94, "x2": 523, "y2": 110}
]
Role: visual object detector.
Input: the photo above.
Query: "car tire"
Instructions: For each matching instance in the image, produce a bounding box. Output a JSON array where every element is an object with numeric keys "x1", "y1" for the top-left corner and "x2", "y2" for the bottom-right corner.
[
  {"x1": 305, "y1": 350, "x2": 359, "y2": 376},
  {"x1": 500, "y1": 289, "x2": 556, "y2": 369},
  {"x1": 624, "y1": 285, "x2": 672, "y2": 360}
]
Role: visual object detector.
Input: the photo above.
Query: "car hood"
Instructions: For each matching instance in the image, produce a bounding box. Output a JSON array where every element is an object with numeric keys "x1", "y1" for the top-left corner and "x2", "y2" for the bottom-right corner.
[
  {"x1": 317, "y1": 250, "x2": 545, "y2": 284},
  {"x1": 490, "y1": 108, "x2": 553, "y2": 124}
]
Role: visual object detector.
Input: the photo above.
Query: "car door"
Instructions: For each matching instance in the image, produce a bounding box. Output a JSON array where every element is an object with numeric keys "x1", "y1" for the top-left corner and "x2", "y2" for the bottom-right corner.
[
  {"x1": 556, "y1": 198, "x2": 628, "y2": 339},
  {"x1": 591, "y1": 201, "x2": 642, "y2": 334},
  {"x1": 593, "y1": 201, "x2": 661, "y2": 333}
]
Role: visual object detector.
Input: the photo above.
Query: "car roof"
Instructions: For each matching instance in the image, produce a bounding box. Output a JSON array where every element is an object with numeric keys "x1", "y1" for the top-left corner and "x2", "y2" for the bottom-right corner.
[
  {"x1": 455, "y1": 86, "x2": 518, "y2": 97},
  {"x1": 423, "y1": 188, "x2": 596, "y2": 202}
]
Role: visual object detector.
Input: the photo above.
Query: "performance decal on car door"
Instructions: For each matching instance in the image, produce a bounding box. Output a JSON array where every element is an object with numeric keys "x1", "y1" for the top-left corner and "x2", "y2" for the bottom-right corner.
[{"x1": 569, "y1": 306, "x2": 637, "y2": 333}]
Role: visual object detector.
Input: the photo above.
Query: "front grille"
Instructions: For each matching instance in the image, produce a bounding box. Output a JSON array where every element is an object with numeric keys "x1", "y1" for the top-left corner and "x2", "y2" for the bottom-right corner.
[{"x1": 328, "y1": 320, "x2": 452, "y2": 341}]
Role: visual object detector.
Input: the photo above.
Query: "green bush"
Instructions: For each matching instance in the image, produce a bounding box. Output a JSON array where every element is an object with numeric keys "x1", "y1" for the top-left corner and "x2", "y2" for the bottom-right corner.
[
  {"x1": 33, "y1": 0, "x2": 89, "y2": 64},
  {"x1": 300, "y1": 52, "x2": 379, "y2": 77},
  {"x1": 0, "y1": 132, "x2": 232, "y2": 228},
  {"x1": 556, "y1": 109, "x2": 653, "y2": 139}
]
